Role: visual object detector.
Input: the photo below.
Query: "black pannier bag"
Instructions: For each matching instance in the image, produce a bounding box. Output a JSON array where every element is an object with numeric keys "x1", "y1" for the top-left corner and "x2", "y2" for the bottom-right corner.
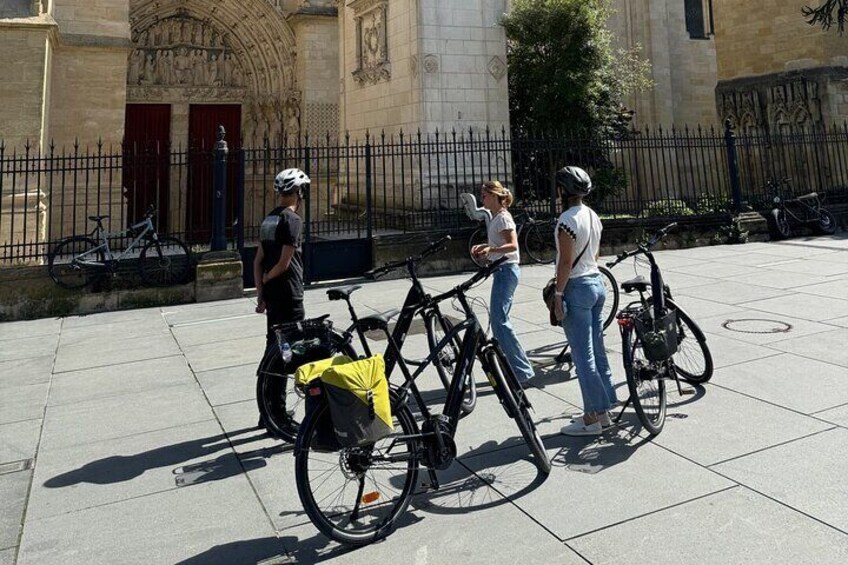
[{"x1": 634, "y1": 309, "x2": 679, "y2": 363}]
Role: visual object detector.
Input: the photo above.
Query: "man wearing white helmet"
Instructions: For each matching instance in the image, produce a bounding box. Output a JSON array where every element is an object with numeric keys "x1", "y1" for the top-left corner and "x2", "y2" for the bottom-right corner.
[{"x1": 254, "y1": 168, "x2": 310, "y2": 342}]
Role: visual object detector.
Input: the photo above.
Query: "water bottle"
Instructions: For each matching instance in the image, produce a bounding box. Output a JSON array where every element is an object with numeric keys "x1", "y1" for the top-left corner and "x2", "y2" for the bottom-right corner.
[{"x1": 279, "y1": 340, "x2": 293, "y2": 363}]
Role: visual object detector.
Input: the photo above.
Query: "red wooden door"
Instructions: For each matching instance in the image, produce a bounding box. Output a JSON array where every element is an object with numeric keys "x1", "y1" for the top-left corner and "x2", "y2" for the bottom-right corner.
[
  {"x1": 124, "y1": 104, "x2": 171, "y2": 230},
  {"x1": 187, "y1": 104, "x2": 241, "y2": 243}
]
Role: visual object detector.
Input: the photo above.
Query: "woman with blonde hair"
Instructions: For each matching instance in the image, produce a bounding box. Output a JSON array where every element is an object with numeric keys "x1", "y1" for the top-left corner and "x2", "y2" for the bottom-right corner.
[{"x1": 471, "y1": 181, "x2": 535, "y2": 386}]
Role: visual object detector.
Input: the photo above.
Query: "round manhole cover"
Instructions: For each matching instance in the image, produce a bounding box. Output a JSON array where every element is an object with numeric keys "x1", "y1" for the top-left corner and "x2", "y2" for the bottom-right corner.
[{"x1": 722, "y1": 318, "x2": 793, "y2": 334}]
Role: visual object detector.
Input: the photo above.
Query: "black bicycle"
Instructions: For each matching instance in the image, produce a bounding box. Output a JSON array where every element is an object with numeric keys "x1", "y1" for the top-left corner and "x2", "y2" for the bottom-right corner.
[
  {"x1": 767, "y1": 178, "x2": 837, "y2": 239},
  {"x1": 607, "y1": 223, "x2": 713, "y2": 435},
  {"x1": 256, "y1": 236, "x2": 477, "y2": 442},
  {"x1": 294, "y1": 257, "x2": 550, "y2": 546}
]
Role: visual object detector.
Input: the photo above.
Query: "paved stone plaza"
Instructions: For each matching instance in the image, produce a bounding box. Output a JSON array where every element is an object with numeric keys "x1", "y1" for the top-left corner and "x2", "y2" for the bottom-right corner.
[{"x1": 1, "y1": 235, "x2": 847, "y2": 564}]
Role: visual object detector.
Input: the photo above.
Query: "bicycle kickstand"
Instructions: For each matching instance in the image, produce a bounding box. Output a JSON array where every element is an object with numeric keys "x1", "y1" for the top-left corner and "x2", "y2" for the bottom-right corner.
[
  {"x1": 613, "y1": 397, "x2": 631, "y2": 425},
  {"x1": 555, "y1": 343, "x2": 572, "y2": 364}
]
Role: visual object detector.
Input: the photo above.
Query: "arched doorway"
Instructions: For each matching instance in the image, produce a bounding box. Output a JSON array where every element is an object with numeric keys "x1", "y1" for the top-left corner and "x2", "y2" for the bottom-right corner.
[{"x1": 125, "y1": 0, "x2": 301, "y2": 240}]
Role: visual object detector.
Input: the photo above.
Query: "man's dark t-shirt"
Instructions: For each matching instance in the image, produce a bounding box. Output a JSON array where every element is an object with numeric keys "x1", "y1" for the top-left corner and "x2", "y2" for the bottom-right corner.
[{"x1": 260, "y1": 207, "x2": 303, "y2": 305}]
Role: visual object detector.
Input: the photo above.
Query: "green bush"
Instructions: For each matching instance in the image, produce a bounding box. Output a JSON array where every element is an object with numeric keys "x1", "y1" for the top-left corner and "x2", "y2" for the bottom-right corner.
[
  {"x1": 644, "y1": 199, "x2": 695, "y2": 218},
  {"x1": 694, "y1": 194, "x2": 731, "y2": 215}
]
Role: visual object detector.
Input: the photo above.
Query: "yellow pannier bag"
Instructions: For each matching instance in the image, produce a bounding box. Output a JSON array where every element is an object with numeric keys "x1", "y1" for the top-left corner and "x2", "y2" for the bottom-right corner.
[
  {"x1": 320, "y1": 354, "x2": 393, "y2": 448},
  {"x1": 294, "y1": 355, "x2": 354, "y2": 387}
]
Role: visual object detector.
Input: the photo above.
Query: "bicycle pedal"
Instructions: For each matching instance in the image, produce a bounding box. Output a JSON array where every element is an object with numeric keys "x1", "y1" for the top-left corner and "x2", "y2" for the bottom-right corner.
[{"x1": 679, "y1": 387, "x2": 696, "y2": 396}]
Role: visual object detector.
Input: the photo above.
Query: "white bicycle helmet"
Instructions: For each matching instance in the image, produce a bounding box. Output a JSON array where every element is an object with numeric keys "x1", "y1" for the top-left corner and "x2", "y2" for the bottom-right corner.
[{"x1": 273, "y1": 168, "x2": 310, "y2": 196}]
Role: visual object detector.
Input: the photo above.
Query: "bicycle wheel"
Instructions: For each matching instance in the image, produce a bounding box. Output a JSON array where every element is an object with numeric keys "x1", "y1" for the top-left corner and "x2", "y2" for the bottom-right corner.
[
  {"x1": 667, "y1": 303, "x2": 713, "y2": 384},
  {"x1": 295, "y1": 393, "x2": 420, "y2": 546},
  {"x1": 769, "y1": 209, "x2": 792, "y2": 239},
  {"x1": 468, "y1": 226, "x2": 488, "y2": 268},
  {"x1": 813, "y1": 209, "x2": 837, "y2": 235},
  {"x1": 486, "y1": 347, "x2": 551, "y2": 474},
  {"x1": 523, "y1": 220, "x2": 557, "y2": 264},
  {"x1": 48, "y1": 236, "x2": 103, "y2": 289},
  {"x1": 599, "y1": 266, "x2": 619, "y2": 330},
  {"x1": 621, "y1": 324, "x2": 666, "y2": 435},
  {"x1": 139, "y1": 235, "x2": 192, "y2": 286},
  {"x1": 256, "y1": 329, "x2": 356, "y2": 443},
  {"x1": 425, "y1": 312, "x2": 477, "y2": 416}
]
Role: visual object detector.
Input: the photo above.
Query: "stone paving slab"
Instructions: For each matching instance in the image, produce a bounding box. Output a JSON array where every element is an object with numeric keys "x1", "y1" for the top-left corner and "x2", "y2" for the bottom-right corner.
[
  {"x1": 52, "y1": 335, "x2": 181, "y2": 374},
  {"x1": 0, "y1": 420, "x2": 41, "y2": 465},
  {"x1": 0, "y1": 549, "x2": 15, "y2": 565},
  {"x1": 767, "y1": 328, "x2": 848, "y2": 367},
  {"x1": 569, "y1": 487, "x2": 848, "y2": 564},
  {"x1": 47, "y1": 355, "x2": 192, "y2": 407},
  {"x1": 0, "y1": 357, "x2": 53, "y2": 390},
  {"x1": 713, "y1": 428, "x2": 848, "y2": 532},
  {"x1": 814, "y1": 403, "x2": 848, "y2": 427},
  {"x1": 678, "y1": 280, "x2": 793, "y2": 305},
  {"x1": 742, "y1": 294, "x2": 848, "y2": 324},
  {"x1": 0, "y1": 470, "x2": 30, "y2": 551},
  {"x1": 712, "y1": 354, "x2": 848, "y2": 414},
  {"x1": 652, "y1": 386, "x2": 832, "y2": 466},
  {"x1": 182, "y1": 334, "x2": 266, "y2": 373},
  {"x1": 194, "y1": 363, "x2": 256, "y2": 407},
  {"x1": 762, "y1": 258, "x2": 848, "y2": 277},
  {"x1": 17, "y1": 475, "x2": 281, "y2": 565},
  {"x1": 0, "y1": 318, "x2": 60, "y2": 341},
  {"x1": 39, "y1": 384, "x2": 214, "y2": 450},
  {"x1": 0, "y1": 336, "x2": 58, "y2": 364},
  {"x1": 0, "y1": 385, "x2": 48, "y2": 426},
  {"x1": 458, "y1": 431, "x2": 734, "y2": 541},
  {"x1": 26, "y1": 419, "x2": 227, "y2": 520}
]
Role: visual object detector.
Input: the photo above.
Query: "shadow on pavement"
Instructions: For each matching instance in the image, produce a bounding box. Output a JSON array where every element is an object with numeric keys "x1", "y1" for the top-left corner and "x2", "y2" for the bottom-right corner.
[
  {"x1": 174, "y1": 536, "x2": 290, "y2": 565},
  {"x1": 44, "y1": 427, "x2": 287, "y2": 488}
]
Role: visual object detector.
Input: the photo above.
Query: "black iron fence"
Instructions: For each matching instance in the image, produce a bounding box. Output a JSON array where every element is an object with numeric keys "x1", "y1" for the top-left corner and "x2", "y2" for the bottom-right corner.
[{"x1": 2, "y1": 121, "x2": 847, "y2": 265}]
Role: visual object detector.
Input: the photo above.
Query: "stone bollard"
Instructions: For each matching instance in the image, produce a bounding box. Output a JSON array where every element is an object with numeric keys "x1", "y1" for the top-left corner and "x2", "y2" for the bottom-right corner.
[
  {"x1": 736, "y1": 211, "x2": 770, "y2": 242},
  {"x1": 195, "y1": 250, "x2": 243, "y2": 303}
]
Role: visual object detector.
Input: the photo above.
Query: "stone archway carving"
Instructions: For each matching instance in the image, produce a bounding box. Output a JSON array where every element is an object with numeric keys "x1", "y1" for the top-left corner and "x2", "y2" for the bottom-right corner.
[{"x1": 128, "y1": 0, "x2": 301, "y2": 142}]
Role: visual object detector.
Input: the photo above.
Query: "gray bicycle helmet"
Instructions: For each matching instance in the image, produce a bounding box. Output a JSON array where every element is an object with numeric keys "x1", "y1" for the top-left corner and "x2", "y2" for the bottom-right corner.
[
  {"x1": 273, "y1": 168, "x2": 310, "y2": 196},
  {"x1": 555, "y1": 166, "x2": 593, "y2": 197}
]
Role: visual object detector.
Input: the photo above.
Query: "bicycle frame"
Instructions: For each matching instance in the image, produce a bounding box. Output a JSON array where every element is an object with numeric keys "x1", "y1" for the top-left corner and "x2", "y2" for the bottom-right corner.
[{"x1": 77, "y1": 216, "x2": 156, "y2": 268}]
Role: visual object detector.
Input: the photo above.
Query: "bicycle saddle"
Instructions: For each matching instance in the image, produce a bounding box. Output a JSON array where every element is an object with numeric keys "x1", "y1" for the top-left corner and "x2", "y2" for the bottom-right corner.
[
  {"x1": 621, "y1": 276, "x2": 649, "y2": 293},
  {"x1": 326, "y1": 285, "x2": 361, "y2": 301},
  {"x1": 88, "y1": 214, "x2": 110, "y2": 222},
  {"x1": 357, "y1": 309, "x2": 400, "y2": 332},
  {"x1": 797, "y1": 192, "x2": 818, "y2": 201}
]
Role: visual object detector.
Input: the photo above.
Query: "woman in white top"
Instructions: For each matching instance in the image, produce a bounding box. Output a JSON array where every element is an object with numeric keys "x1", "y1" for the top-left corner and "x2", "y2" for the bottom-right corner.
[
  {"x1": 552, "y1": 167, "x2": 618, "y2": 436},
  {"x1": 470, "y1": 180, "x2": 535, "y2": 385}
]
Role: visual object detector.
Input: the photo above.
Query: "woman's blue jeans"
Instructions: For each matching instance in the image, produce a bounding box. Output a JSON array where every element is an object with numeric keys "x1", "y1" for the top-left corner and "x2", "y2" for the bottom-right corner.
[
  {"x1": 490, "y1": 263, "x2": 535, "y2": 383},
  {"x1": 562, "y1": 273, "x2": 617, "y2": 414}
]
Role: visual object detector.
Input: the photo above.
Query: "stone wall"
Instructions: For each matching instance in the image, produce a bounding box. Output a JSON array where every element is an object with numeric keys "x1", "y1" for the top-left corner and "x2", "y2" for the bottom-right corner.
[
  {"x1": 608, "y1": 0, "x2": 718, "y2": 127},
  {"x1": 713, "y1": 0, "x2": 841, "y2": 80},
  {"x1": 0, "y1": 14, "x2": 53, "y2": 151}
]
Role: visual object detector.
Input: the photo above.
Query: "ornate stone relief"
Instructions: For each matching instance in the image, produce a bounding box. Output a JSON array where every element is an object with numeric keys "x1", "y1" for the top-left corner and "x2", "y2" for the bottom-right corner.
[
  {"x1": 127, "y1": 10, "x2": 249, "y2": 103},
  {"x1": 350, "y1": 0, "x2": 390, "y2": 86},
  {"x1": 487, "y1": 56, "x2": 507, "y2": 81},
  {"x1": 718, "y1": 77, "x2": 822, "y2": 133},
  {"x1": 243, "y1": 92, "x2": 302, "y2": 144},
  {"x1": 422, "y1": 54, "x2": 439, "y2": 74},
  {"x1": 410, "y1": 54, "x2": 419, "y2": 79}
]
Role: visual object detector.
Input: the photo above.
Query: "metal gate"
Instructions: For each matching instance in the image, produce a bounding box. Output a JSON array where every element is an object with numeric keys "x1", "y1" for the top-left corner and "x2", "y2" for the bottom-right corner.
[{"x1": 233, "y1": 139, "x2": 375, "y2": 286}]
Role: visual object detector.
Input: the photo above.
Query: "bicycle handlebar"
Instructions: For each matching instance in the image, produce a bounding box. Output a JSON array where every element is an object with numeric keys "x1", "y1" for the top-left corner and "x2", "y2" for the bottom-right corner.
[
  {"x1": 365, "y1": 235, "x2": 452, "y2": 279},
  {"x1": 605, "y1": 222, "x2": 677, "y2": 268},
  {"x1": 428, "y1": 256, "x2": 509, "y2": 304}
]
